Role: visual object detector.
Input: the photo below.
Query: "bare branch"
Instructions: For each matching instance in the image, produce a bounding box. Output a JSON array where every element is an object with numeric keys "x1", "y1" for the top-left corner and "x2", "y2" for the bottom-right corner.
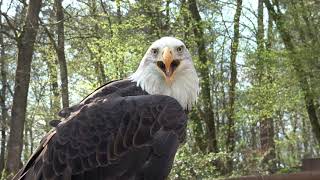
[
  {"x1": 217, "y1": 7, "x2": 232, "y2": 40},
  {"x1": 39, "y1": 19, "x2": 58, "y2": 51},
  {"x1": 0, "y1": 12, "x2": 18, "y2": 40}
]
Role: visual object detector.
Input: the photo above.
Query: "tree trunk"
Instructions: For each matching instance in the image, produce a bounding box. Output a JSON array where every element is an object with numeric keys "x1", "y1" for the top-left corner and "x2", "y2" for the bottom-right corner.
[
  {"x1": 164, "y1": 0, "x2": 170, "y2": 33},
  {"x1": 46, "y1": 57, "x2": 60, "y2": 117},
  {"x1": 264, "y1": 0, "x2": 320, "y2": 146},
  {"x1": 294, "y1": 1, "x2": 320, "y2": 124},
  {"x1": 90, "y1": 0, "x2": 106, "y2": 85},
  {"x1": 255, "y1": 0, "x2": 276, "y2": 173},
  {"x1": 190, "y1": 110, "x2": 206, "y2": 152},
  {"x1": 29, "y1": 125, "x2": 33, "y2": 155},
  {"x1": 180, "y1": 0, "x2": 191, "y2": 55},
  {"x1": 302, "y1": 114, "x2": 310, "y2": 156},
  {"x1": 23, "y1": 125, "x2": 29, "y2": 160},
  {"x1": 0, "y1": 8, "x2": 8, "y2": 175},
  {"x1": 226, "y1": 0, "x2": 242, "y2": 173},
  {"x1": 256, "y1": 0, "x2": 264, "y2": 52},
  {"x1": 259, "y1": 3, "x2": 276, "y2": 172},
  {"x1": 55, "y1": 0, "x2": 69, "y2": 108},
  {"x1": 188, "y1": 0, "x2": 218, "y2": 153},
  {"x1": 5, "y1": 0, "x2": 42, "y2": 175},
  {"x1": 94, "y1": 57, "x2": 106, "y2": 85},
  {"x1": 178, "y1": 0, "x2": 205, "y2": 152},
  {"x1": 260, "y1": 117, "x2": 276, "y2": 171},
  {"x1": 116, "y1": 0, "x2": 121, "y2": 24}
]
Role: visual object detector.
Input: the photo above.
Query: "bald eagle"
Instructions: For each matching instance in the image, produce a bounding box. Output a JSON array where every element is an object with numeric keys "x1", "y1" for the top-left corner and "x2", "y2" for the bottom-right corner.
[{"x1": 14, "y1": 37, "x2": 199, "y2": 180}]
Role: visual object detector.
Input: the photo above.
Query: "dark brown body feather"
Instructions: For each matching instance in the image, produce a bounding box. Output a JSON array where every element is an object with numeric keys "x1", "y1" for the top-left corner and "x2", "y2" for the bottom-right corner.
[{"x1": 13, "y1": 80, "x2": 187, "y2": 180}]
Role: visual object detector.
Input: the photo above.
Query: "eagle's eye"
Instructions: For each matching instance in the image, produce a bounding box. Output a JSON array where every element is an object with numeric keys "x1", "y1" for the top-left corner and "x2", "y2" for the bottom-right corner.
[
  {"x1": 177, "y1": 46, "x2": 184, "y2": 53},
  {"x1": 151, "y1": 48, "x2": 159, "y2": 55}
]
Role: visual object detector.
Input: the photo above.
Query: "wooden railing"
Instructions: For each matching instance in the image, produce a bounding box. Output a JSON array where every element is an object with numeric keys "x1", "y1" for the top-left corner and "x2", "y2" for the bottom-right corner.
[{"x1": 222, "y1": 158, "x2": 320, "y2": 180}]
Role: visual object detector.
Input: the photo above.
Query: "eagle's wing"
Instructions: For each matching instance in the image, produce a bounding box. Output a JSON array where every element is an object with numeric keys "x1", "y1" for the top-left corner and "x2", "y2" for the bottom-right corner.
[
  {"x1": 57, "y1": 79, "x2": 122, "y2": 118},
  {"x1": 17, "y1": 95, "x2": 187, "y2": 180},
  {"x1": 57, "y1": 79, "x2": 145, "y2": 119}
]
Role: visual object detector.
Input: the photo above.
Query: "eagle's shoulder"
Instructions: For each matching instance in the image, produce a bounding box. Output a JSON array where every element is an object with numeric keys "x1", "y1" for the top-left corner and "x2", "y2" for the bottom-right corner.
[{"x1": 57, "y1": 79, "x2": 147, "y2": 119}]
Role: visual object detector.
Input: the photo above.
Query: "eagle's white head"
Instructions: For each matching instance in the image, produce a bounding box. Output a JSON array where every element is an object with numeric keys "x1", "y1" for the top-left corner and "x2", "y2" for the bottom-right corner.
[{"x1": 129, "y1": 37, "x2": 199, "y2": 110}]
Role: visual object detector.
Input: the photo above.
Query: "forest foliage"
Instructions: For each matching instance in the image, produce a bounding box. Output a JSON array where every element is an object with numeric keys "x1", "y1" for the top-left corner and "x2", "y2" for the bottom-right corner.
[{"x1": 0, "y1": 0, "x2": 320, "y2": 179}]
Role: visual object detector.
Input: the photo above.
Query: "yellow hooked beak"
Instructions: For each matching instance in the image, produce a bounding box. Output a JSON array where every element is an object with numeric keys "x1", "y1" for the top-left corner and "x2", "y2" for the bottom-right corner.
[
  {"x1": 162, "y1": 47, "x2": 173, "y2": 77},
  {"x1": 156, "y1": 47, "x2": 181, "y2": 85}
]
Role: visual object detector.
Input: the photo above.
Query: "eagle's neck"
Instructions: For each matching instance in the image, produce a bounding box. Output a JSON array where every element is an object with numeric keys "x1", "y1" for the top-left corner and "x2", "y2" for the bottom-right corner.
[{"x1": 129, "y1": 64, "x2": 199, "y2": 110}]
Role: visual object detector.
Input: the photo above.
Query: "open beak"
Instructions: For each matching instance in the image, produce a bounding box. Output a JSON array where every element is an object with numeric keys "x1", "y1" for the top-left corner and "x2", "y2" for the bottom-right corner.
[
  {"x1": 156, "y1": 47, "x2": 180, "y2": 84},
  {"x1": 162, "y1": 47, "x2": 174, "y2": 79}
]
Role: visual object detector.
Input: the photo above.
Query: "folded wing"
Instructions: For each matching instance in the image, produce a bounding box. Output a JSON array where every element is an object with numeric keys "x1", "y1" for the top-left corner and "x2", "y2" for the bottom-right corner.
[{"x1": 16, "y1": 95, "x2": 187, "y2": 180}]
